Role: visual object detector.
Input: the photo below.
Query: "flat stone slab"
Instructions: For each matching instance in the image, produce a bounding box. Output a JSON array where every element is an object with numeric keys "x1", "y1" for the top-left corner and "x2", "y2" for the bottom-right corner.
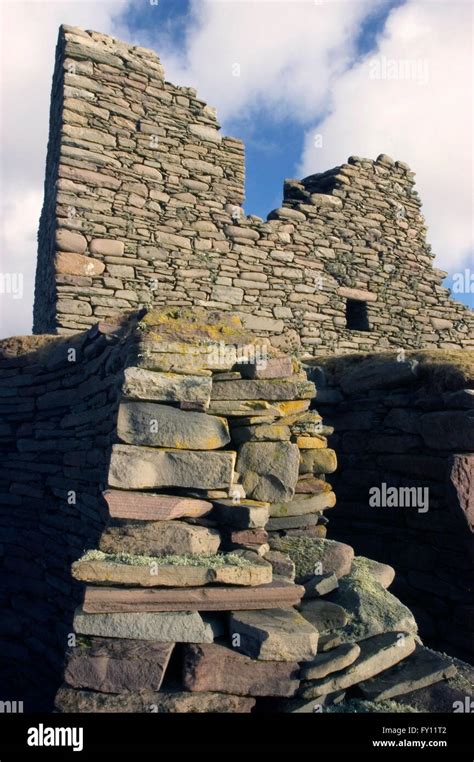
[
  {"x1": 211, "y1": 498, "x2": 270, "y2": 528},
  {"x1": 117, "y1": 401, "x2": 230, "y2": 449},
  {"x1": 269, "y1": 536, "x2": 354, "y2": 582},
  {"x1": 299, "y1": 448, "x2": 337, "y2": 475},
  {"x1": 108, "y1": 445, "x2": 236, "y2": 490},
  {"x1": 207, "y1": 400, "x2": 283, "y2": 417},
  {"x1": 55, "y1": 686, "x2": 255, "y2": 713},
  {"x1": 298, "y1": 599, "x2": 349, "y2": 632},
  {"x1": 303, "y1": 573, "x2": 339, "y2": 599},
  {"x1": 231, "y1": 423, "x2": 291, "y2": 444},
  {"x1": 299, "y1": 632, "x2": 417, "y2": 698},
  {"x1": 300, "y1": 643, "x2": 361, "y2": 680},
  {"x1": 237, "y1": 441, "x2": 300, "y2": 502},
  {"x1": 99, "y1": 519, "x2": 221, "y2": 556},
  {"x1": 103, "y1": 490, "x2": 213, "y2": 521},
  {"x1": 238, "y1": 356, "x2": 295, "y2": 379},
  {"x1": 211, "y1": 377, "x2": 315, "y2": 401},
  {"x1": 183, "y1": 643, "x2": 300, "y2": 697},
  {"x1": 64, "y1": 637, "x2": 173, "y2": 693},
  {"x1": 82, "y1": 581, "x2": 303, "y2": 613},
  {"x1": 267, "y1": 514, "x2": 321, "y2": 531},
  {"x1": 230, "y1": 608, "x2": 318, "y2": 662},
  {"x1": 269, "y1": 492, "x2": 335, "y2": 517},
  {"x1": 73, "y1": 607, "x2": 215, "y2": 642},
  {"x1": 325, "y1": 563, "x2": 418, "y2": 646},
  {"x1": 122, "y1": 367, "x2": 212, "y2": 405},
  {"x1": 72, "y1": 550, "x2": 272, "y2": 588},
  {"x1": 359, "y1": 646, "x2": 458, "y2": 701}
]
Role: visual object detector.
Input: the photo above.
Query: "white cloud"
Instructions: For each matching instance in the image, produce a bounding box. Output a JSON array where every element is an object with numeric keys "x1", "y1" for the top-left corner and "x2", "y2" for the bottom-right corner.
[
  {"x1": 158, "y1": 0, "x2": 385, "y2": 123},
  {"x1": 0, "y1": 0, "x2": 129, "y2": 337},
  {"x1": 298, "y1": 0, "x2": 473, "y2": 273}
]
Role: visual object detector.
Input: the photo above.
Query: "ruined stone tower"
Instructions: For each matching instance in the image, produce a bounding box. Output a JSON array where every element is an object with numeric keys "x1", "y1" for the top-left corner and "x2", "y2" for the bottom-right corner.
[{"x1": 34, "y1": 25, "x2": 473, "y2": 353}]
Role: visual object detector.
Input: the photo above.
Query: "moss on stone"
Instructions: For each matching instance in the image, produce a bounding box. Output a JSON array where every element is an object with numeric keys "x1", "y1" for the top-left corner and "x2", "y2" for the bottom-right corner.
[
  {"x1": 309, "y1": 350, "x2": 474, "y2": 391},
  {"x1": 327, "y1": 698, "x2": 420, "y2": 713},
  {"x1": 80, "y1": 549, "x2": 253, "y2": 568}
]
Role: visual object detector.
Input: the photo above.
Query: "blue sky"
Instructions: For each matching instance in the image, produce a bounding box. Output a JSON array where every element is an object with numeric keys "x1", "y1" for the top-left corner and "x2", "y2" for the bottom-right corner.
[
  {"x1": 1, "y1": 0, "x2": 472, "y2": 338},
  {"x1": 114, "y1": 0, "x2": 404, "y2": 219}
]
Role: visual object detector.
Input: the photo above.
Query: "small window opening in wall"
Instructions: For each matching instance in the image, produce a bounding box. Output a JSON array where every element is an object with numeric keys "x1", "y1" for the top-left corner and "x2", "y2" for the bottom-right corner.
[{"x1": 346, "y1": 299, "x2": 370, "y2": 331}]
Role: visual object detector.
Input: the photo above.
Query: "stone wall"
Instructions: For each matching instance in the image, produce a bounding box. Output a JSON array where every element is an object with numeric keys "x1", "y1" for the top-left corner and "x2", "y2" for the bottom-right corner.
[
  {"x1": 0, "y1": 319, "x2": 134, "y2": 710},
  {"x1": 310, "y1": 352, "x2": 474, "y2": 662},
  {"x1": 34, "y1": 25, "x2": 473, "y2": 354}
]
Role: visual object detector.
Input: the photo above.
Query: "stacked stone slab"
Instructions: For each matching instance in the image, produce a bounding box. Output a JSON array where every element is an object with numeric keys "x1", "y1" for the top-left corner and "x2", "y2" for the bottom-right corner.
[{"x1": 53, "y1": 310, "x2": 460, "y2": 713}]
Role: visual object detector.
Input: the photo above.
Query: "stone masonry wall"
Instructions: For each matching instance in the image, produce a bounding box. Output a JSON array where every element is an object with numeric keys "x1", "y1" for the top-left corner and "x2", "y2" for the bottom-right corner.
[
  {"x1": 310, "y1": 354, "x2": 474, "y2": 662},
  {"x1": 34, "y1": 25, "x2": 473, "y2": 354},
  {"x1": 0, "y1": 320, "x2": 135, "y2": 710}
]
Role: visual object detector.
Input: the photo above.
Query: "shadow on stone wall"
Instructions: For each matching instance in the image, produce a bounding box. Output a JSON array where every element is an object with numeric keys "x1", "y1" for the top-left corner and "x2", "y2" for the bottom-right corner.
[{"x1": 0, "y1": 315, "x2": 140, "y2": 710}]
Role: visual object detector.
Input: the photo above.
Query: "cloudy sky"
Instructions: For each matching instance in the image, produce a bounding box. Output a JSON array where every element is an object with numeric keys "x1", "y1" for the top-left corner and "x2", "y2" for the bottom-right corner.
[{"x1": 0, "y1": 0, "x2": 472, "y2": 337}]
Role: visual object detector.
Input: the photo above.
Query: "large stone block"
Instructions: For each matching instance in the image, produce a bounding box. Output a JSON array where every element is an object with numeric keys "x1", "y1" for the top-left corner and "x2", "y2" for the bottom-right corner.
[
  {"x1": 99, "y1": 520, "x2": 221, "y2": 556},
  {"x1": 122, "y1": 367, "x2": 212, "y2": 405},
  {"x1": 229, "y1": 608, "x2": 318, "y2": 662},
  {"x1": 117, "y1": 402, "x2": 230, "y2": 450},
  {"x1": 269, "y1": 537, "x2": 354, "y2": 581},
  {"x1": 211, "y1": 377, "x2": 315, "y2": 401},
  {"x1": 64, "y1": 638, "x2": 173, "y2": 693},
  {"x1": 183, "y1": 643, "x2": 299, "y2": 697},
  {"x1": 73, "y1": 607, "x2": 216, "y2": 642},
  {"x1": 236, "y1": 442, "x2": 300, "y2": 502},
  {"x1": 108, "y1": 445, "x2": 236, "y2": 490}
]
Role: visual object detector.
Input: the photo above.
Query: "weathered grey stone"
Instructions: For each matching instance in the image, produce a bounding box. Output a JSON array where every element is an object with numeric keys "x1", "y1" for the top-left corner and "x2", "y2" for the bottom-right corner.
[
  {"x1": 236, "y1": 442, "x2": 300, "y2": 502},
  {"x1": 267, "y1": 513, "x2": 321, "y2": 531},
  {"x1": 359, "y1": 646, "x2": 457, "y2": 701},
  {"x1": 108, "y1": 445, "x2": 236, "y2": 490},
  {"x1": 300, "y1": 643, "x2": 361, "y2": 680},
  {"x1": 231, "y1": 423, "x2": 291, "y2": 444},
  {"x1": 268, "y1": 537, "x2": 354, "y2": 582},
  {"x1": 299, "y1": 449, "x2": 337, "y2": 475},
  {"x1": 55, "y1": 228, "x2": 87, "y2": 253},
  {"x1": 99, "y1": 520, "x2": 221, "y2": 556},
  {"x1": 211, "y1": 377, "x2": 315, "y2": 401},
  {"x1": 122, "y1": 367, "x2": 212, "y2": 405},
  {"x1": 327, "y1": 563, "x2": 418, "y2": 645},
  {"x1": 269, "y1": 492, "x2": 336, "y2": 517},
  {"x1": 298, "y1": 599, "x2": 349, "y2": 632},
  {"x1": 351, "y1": 556, "x2": 395, "y2": 589},
  {"x1": 303, "y1": 573, "x2": 339, "y2": 598},
  {"x1": 238, "y1": 356, "x2": 294, "y2": 380},
  {"x1": 299, "y1": 632, "x2": 417, "y2": 698},
  {"x1": 211, "y1": 499, "x2": 269, "y2": 528},
  {"x1": 229, "y1": 608, "x2": 318, "y2": 662},
  {"x1": 56, "y1": 686, "x2": 255, "y2": 713},
  {"x1": 117, "y1": 401, "x2": 230, "y2": 449},
  {"x1": 183, "y1": 643, "x2": 299, "y2": 697},
  {"x1": 73, "y1": 607, "x2": 216, "y2": 642}
]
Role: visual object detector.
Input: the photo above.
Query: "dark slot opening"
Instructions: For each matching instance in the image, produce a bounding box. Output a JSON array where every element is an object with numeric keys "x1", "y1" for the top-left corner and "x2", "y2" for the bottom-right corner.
[{"x1": 346, "y1": 299, "x2": 370, "y2": 331}]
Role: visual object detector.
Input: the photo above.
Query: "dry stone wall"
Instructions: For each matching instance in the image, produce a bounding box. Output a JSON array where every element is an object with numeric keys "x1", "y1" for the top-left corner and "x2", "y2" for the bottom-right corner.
[
  {"x1": 34, "y1": 25, "x2": 473, "y2": 354},
  {"x1": 0, "y1": 319, "x2": 135, "y2": 709},
  {"x1": 310, "y1": 353, "x2": 474, "y2": 662}
]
